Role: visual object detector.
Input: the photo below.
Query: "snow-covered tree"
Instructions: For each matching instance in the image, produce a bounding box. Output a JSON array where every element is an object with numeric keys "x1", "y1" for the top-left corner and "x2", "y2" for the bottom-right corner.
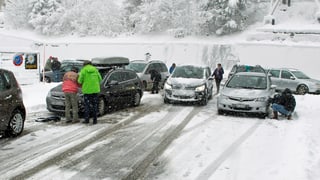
[
  {"x1": 28, "y1": 0, "x2": 65, "y2": 35},
  {"x1": 196, "y1": 0, "x2": 249, "y2": 36},
  {"x1": 130, "y1": 0, "x2": 193, "y2": 35},
  {"x1": 3, "y1": 0, "x2": 34, "y2": 29},
  {"x1": 66, "y1": 0, "x2": 123, "y2": 37}
]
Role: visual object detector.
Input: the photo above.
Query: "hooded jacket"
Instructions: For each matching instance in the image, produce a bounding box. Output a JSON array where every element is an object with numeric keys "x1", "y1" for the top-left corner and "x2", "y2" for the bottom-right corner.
[
  {"x1": 78, "y1": 64, "x2": 102, "y2": 94},
  {"x1": 62, "y1": 71, "x2": 79, "y2": 93}
]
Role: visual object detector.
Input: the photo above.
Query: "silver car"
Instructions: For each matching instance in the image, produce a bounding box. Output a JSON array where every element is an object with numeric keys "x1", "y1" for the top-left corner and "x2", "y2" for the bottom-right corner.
[
  {"x1": 268, "y1": 68, "x2": 320, "y2": 95},
  {"x1": 163, "y1": 65, "x2": 214, "y2": 105},
  {"x1": 126, "y1": 60, "x2": 169, "y2": 91},
  {"x1": 217, "y1": 71, "x2": 275, "y2": 117}
]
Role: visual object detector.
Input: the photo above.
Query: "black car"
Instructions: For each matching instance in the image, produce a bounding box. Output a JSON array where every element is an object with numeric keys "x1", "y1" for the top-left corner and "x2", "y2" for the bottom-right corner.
[
  {"x1": 0, "y1": 68, "x2": 26, "y2": 136},
  {"x1": 46, "y1": 57, "x2": 144, "y2": 116},
  {"x1": 40, "y1": 59, "x2": 86, "y2": 83}
]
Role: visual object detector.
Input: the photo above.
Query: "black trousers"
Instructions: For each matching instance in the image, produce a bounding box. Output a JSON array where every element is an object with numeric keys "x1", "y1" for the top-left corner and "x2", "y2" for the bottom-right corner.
[{"x1": 84, "y1": 93, "x2": 98, "y2": 123}]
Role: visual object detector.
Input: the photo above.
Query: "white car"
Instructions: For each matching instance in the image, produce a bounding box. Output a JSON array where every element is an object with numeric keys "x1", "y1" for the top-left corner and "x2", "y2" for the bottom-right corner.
[
  {"x1": 268, "y1": 68, "x2": 320, "y2": 95},
  {"x1": 217, "y1": 71, "x2": 276, "y2": 118},
  {"x1": 163, "y1": 65, "x2": 214, "y2": 105}
]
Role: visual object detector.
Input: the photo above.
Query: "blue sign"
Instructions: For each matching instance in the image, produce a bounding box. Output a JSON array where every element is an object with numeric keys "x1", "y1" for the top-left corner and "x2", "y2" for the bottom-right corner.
[{"x1": 13, "y1": 54, "x2": 23, "y2": 66}]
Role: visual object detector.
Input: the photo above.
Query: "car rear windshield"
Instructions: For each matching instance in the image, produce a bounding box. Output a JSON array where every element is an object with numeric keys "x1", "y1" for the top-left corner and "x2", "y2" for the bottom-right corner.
[
  {"x1": 291, "y1": 70, "x2": 310, "y2": 79},
  {"x1": 172, "y1": 66, "x2": 204, "y2": 79},
  {"x1": 126, "y1": 63, "x2": 147, "y2": 73},
  {"x1": 227, "y1": 75, "x2": 267, "y2": 89}
]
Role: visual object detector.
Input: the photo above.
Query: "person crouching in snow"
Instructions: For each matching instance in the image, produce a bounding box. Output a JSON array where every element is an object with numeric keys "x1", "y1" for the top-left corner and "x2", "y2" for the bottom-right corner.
[{"x1": 269, "y1": 88, "x2": 296, "y2": 120}]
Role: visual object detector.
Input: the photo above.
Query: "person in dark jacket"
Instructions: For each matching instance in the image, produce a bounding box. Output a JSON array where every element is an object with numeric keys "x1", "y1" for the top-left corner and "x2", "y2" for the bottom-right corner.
[
  {"x1": 78, "y1": 60, "x2": 102, "y2": 124},
  {"x1": 62, "y1": 67, "x2": 80, "y2": 123},
  {"x1": 150, "y1": 69, "x2": 161, "y2": 94},
  {"x1": 51, "y1": 57, "x2": 61, "y2": 82},
  {"x1": 270, "y1": 88, "x2": 296, "y2": 120},
  {"x1": 212, "y1": 63, "x2": 224, "y2": 93}
]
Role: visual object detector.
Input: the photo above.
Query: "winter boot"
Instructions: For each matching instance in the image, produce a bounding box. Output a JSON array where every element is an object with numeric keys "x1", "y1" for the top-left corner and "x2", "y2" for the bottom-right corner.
[
  {"x1": 272, "y1": 111, "x2": 278, "y2": 120},
  {"x1": 287, "y1": 115, "x2": 292, "y2": 120}
]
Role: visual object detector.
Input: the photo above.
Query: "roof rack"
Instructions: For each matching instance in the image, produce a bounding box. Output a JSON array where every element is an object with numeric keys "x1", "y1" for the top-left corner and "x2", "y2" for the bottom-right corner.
[{"x1": 91, "y1": 57, "x2": 129, "y2": 67}]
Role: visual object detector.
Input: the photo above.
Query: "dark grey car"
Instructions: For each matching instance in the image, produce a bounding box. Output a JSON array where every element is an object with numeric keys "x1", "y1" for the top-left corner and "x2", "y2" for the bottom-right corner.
[
  {"x1": 46, "y1": 57, "x2": 144, "y2": 116},
  {"x1": 0, "y1": 68, "x2": 26, "y2": 136},
  {"x1": 40, "y1": 59, "x2": 85, "y2": 83}
]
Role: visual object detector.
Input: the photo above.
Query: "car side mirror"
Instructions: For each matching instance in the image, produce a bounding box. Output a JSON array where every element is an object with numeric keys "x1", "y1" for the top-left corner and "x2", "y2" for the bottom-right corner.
[
  {"x1": 5, "y1": 83, "x2": 11, "y2": 89},
  {"x1": 290, "y1": 76, "x2": 295, "y2": 80}
]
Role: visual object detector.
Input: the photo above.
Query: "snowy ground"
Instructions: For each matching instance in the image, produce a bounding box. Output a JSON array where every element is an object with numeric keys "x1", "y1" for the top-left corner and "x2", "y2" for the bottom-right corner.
[{"x1": 1, "y1": 1, "x2": 320, "y2": 179}]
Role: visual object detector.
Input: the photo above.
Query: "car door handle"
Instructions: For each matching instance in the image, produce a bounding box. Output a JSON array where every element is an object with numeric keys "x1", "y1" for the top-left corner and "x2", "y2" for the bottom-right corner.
[{"x1": 5, "y1": 95, "x2": 12, "y2": 100}]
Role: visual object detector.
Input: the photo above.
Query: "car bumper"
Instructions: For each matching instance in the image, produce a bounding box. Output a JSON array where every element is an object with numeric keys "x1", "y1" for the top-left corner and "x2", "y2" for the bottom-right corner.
[
  {"x1": 217, "y1": 98, "x2": 269, "y2": 113},
  {"x1": 164, "y1": 89, "x2": 206, "y2": 102},
  {"x1": 46, "y1": 96, "x2": 85, "y2": 114}
]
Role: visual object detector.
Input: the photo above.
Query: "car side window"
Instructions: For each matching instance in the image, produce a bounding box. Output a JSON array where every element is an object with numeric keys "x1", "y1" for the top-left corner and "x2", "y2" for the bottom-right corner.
[
  {"x1": 146, "y1": 64, "x2": 157, "y2": 74},
  {"x1": 269, "y1": 70, "x2": 280, "y2": 78},
  {"x1": 0, "y1": 72, "x2": 11, "y2": 91},
  {"x1": 108, "y1": 72, "x2": 122, "y2": 82},
  {"x1": 160, "y1": 63, "x2": 168, "y2": 72},
  {"x1": 205, "y1": 68, "x2": 210, "y2": 79},
  {"x1": 281, "y1": 70, "x2": 292, "y2": 79},
  {"x1": 0, "y1": 74, "x2": 5, "y2": 91}
]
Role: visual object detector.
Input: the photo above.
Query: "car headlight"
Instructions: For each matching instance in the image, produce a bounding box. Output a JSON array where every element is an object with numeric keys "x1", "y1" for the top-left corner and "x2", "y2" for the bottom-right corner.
[
  {"x1": 46, "y1": 91, "x2": 52, "y2": 98},
  {"x1": 195, "y1": 85, "x2": 205, "y2": 92},
  {"x1": 256, "y1": 97, "x2": 268, "y2": 102},
  {"x1": 219, "y1": 94, "x2": 229, "y2": 100},
  {"x1": 164, "y1": 82, "x2": 172, "y2": 90}
]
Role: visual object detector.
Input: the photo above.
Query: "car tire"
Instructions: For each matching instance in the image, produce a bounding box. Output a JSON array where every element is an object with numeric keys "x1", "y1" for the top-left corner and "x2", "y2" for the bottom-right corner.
[
  {"x1": 143, "y1": 81, "x2": 147, "y2": 90},
  {"x1": 208, "y1": 87, "x2": 213, "y2": 99},
  {"x1": 132, "y1": 91, "x2": 141, "y2": 107},
  {"x1": 297, "y1": 84, "x2": 308, "y2": 95},
  {"x1": 218, "y1": 109, "x2": 224, "y2": 115},
  {"x1": 200, "y1": 94, "x2": 208, "y2": 106},
  {"x1": 7, "y1": 109, "x2": 25, "y2": 137},
  {"x1": 164, "y1": 96, "x2": 170, "y2": 104},
  {"x1": 98, "y1": 97, "x2": 106, "y2": 116},
  {"x1": 45, "y1": 77, "x2": 51, "y2": 83}
]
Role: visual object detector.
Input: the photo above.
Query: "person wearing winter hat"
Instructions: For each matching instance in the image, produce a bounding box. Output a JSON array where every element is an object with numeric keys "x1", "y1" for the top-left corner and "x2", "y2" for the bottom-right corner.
[{"x1": 270, "y1": 88, "x2": 296, "y2": 120}]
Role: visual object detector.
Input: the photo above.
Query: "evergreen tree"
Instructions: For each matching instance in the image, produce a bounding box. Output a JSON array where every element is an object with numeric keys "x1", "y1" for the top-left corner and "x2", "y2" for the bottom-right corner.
[
  {"x1": 3, "y1": 0, "x2": 34, "y2": 29},
  {"x1": 28, "y1": 0, "x2": 65, "y2": 35}
]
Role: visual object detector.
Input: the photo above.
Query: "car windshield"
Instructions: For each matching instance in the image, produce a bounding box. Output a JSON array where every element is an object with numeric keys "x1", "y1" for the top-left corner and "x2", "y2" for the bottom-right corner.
[
  {"x1": 227, "y1": 74, "x2": 267, "y2": 89},
  {"x1": 126, "y1": 62, "x2": 147, "y2": 73},
  {"x1": 235, "y1": 65, "x2": 265, "y2": 73},
  {"x1": 291, "y1": 70, "x2": 310, "y2": 79},
  {"x1": 171, "y1": 66, "x2": 204, "y2": 79}
]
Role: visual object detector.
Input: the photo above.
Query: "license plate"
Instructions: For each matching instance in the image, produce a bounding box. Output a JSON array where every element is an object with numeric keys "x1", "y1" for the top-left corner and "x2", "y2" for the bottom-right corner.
[{"x1": 233, "y1": 104, "x2": 247, "y2": 108}]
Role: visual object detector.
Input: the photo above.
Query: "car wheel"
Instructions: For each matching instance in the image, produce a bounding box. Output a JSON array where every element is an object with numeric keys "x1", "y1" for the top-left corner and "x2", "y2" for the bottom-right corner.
[
  {"x1": 7, "y1": 109, "x2": 25, "y2": 137},
  {"x1": 143, "y1": 81, "x2": 147, "y2": 90},
  {"x1": 45, "y1": 77, "x2": 51, "y2": 83},
  {"x1": 200, "y1": 93, "x2": 208, "y2": 106},
  {"x1": 218, "y1": 109, "x2": 224, "y2": 115},
  {"x1": 132, "y1": 91, "x2": 141, "y2": 107},
  {"x1": 208, "y1": 87, "x2": 213, "y2": 99},
  {"x1": 164, "y1": 96, "x2": 170, "y2": 104},
  {"x1": 297, "y1": 85, "x2": 308, "y2": 95},
  {"x1": 98, "y1": 97, "x2": 106, "y2": 116}
]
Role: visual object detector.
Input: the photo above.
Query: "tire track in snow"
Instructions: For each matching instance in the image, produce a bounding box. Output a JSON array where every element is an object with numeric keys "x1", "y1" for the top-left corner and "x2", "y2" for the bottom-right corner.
[{"x1": 195, "y1": 119, "x2": 263, "y2": 180}]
